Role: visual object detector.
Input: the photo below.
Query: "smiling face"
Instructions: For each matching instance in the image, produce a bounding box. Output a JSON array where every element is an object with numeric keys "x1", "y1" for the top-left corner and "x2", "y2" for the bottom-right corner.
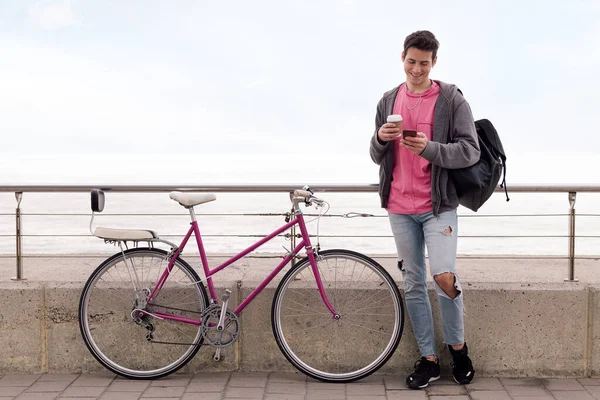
[{"x1": 402, "y1": 47, "x2": 437, "y2": 93}]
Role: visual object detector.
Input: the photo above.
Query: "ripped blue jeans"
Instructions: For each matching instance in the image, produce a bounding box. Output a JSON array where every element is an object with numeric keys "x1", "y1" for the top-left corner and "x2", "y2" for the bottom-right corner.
[{"x1": 388, "y1": 210, "x2": 463, "y2": 358}]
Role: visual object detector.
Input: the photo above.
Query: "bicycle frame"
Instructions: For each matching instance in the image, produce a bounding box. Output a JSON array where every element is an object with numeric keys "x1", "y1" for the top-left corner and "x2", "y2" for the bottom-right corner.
[{"x1": 146, "y1": 211, "x2": 338, "y2": 324}]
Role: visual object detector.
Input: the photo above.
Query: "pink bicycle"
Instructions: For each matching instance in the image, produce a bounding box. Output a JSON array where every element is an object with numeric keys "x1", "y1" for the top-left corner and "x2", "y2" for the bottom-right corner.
[{"x1": 78, "y1": 187, "x2": 404, "y2": 382}]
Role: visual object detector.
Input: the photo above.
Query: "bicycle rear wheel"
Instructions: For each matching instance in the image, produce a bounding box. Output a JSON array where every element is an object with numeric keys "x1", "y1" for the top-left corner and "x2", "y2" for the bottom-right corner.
[
  {"x1": 79, "y1": 248, "x2": 209, "y2": 379},
  {"x1": 272, "y1": 249, "x2": 404, "y2": 382}
]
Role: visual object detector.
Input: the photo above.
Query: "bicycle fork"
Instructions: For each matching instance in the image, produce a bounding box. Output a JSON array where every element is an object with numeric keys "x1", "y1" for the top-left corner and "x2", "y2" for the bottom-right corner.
[{"x1": 308, "y1": 250, "x2": 340, "y2": 320}]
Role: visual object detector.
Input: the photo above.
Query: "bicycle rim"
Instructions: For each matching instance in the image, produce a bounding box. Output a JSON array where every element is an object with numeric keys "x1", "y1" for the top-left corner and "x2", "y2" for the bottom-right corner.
[
  {"x1": 272, "y1": 249, "x2": 404, "y2": 382},
  {"x1": 79, "y1": 248, "x2": 208, "y2": 379}
]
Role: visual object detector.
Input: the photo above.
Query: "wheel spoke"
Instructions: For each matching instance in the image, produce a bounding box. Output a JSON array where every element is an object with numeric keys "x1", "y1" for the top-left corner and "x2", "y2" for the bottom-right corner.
[
  {"x1": 280, "y1": 306, "x2": 332, "y2": 317},
  {"x1": 346, "y1": 296, "x2": 397, "y2": 315}
]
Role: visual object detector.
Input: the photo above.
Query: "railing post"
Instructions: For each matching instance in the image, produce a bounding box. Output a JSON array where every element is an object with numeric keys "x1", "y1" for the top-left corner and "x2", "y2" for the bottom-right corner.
[
  {"x1": 289, "y1": 191, "x2": 296, "y2": 268},
  {"x1": 12, "y1": 192, "x2": 25, "y2": 281},
  {"x1": 565, "y1": 191, "x2": 578, "y2": 282},
  {"x1": 290, "y1": 224, "x2": 296, "y2": 268}
]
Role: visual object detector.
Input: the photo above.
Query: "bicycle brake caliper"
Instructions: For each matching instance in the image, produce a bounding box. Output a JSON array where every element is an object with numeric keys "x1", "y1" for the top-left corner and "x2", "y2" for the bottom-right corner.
[{"x1": 166, "y1": 247, "x2": 178, "y2": 261}]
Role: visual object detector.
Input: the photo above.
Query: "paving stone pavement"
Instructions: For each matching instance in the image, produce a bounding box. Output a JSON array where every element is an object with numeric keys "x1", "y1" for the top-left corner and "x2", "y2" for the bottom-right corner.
[{"x1": 1, "y1": 372, "x2": 600, "y2": 400}]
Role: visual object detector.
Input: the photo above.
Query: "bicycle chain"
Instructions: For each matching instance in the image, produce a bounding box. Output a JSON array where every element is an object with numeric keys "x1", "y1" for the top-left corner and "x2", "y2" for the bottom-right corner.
[
  {"x1": 141, "y1": 303, "x2": 203, "y2": 346},
  {"x1": 147, "y1": 339, "x2": 202, "y2": 346},
  {"x1": 140, "y1": 303, "x2": 239, "y2": 347},
  {"x1": 145, "y1": 305, "x2": 240, "y2": 348},
  {"x1": 148, "y1": 303, "x2": 202, "y2": 315}
]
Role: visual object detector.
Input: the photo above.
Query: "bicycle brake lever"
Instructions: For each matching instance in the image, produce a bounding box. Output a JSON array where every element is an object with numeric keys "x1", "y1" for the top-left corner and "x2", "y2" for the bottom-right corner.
[{"x1": 302, "y1": 185, "x2": 314, "y2": 195}]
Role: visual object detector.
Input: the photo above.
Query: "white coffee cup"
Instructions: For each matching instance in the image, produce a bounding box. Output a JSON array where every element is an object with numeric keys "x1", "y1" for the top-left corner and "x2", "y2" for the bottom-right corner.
[{"x1": 386, "y1": 114, "x2": 403, "y2": 131}]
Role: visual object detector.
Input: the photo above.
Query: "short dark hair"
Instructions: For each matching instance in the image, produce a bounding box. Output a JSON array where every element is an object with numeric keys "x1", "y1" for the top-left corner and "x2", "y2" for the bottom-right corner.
[{"x1": 403, "y1": 30, "x2": 440, "y2": 61}]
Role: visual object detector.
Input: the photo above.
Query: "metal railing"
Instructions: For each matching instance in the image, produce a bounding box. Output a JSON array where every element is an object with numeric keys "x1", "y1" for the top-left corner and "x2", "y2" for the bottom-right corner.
[{"x1": 1, "y1": 184, "x2": 599, "y2": 282}]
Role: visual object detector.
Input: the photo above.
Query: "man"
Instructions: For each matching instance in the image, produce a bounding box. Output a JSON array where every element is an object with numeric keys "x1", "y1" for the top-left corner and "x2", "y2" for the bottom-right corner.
[{"x1": 369, "y1": 30, "x2": 479, "y2": 389}]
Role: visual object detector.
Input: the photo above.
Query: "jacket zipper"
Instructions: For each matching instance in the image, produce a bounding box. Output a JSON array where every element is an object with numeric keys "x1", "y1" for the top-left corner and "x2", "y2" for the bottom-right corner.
[{"x1": 434, "y1": 87, "x2": 454, "y2": 216}]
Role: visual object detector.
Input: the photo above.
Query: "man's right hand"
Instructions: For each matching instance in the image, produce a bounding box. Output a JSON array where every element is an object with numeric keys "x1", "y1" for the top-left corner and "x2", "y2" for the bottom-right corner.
[{"x1": 378, "y1": 122, "x2": 402, "y2": 142}]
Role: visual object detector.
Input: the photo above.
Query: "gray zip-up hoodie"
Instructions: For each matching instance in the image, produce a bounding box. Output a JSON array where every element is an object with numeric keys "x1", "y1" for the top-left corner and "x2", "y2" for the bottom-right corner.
[{"x1": 369, "y1": 80, "x2": 480, "y2": 216}]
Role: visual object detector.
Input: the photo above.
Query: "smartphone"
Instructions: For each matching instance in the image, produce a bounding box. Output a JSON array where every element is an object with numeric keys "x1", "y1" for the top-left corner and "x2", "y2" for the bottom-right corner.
[{"x1": 403, "y1": 130, "x2": 417, "y2": 138}]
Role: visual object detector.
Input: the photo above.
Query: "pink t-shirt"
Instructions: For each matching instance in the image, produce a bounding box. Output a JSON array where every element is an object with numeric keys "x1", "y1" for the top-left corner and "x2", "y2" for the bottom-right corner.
[{"x1": 386, "y1": 81, "x2": 440, "y2": 214}]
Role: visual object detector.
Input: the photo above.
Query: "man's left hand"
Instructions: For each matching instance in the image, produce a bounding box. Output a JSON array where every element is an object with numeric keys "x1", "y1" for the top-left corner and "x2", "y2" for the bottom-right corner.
[{"x1": 400, "y1": 132, "x2": 428, "y2": 156}]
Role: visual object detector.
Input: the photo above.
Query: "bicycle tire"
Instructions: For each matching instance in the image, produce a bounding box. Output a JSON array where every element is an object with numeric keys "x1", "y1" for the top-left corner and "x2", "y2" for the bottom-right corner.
[
  {"x1": 79, "y1": 248, "x2": 209, "y2": 379},
  {"x1": 271, "y1": 249, "x2": 404, "y2": 383}
]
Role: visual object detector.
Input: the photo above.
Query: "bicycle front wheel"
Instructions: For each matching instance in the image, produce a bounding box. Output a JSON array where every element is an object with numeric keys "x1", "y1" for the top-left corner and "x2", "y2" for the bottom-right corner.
[
  {"x1": 79, "y1": 248, "x2": 209, "y2": 379},
  {"x1": 272, "y1": 249, "x2": 404, "y2": 383}
]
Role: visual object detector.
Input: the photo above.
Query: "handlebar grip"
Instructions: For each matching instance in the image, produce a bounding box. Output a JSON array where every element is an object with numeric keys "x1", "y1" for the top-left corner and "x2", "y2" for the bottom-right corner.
[{"x1": 293, "y1": 190, "x2": 312, "y2": 199}]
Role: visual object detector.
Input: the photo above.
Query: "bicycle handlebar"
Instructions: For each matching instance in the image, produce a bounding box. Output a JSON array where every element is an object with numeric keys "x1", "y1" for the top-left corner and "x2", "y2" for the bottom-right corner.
[
  {"x1": 291, "y1": 189, "x2": 325, "y2": 207},
  {"x1": 293, "y1": 190, "x2": 312, "y2": 199}
]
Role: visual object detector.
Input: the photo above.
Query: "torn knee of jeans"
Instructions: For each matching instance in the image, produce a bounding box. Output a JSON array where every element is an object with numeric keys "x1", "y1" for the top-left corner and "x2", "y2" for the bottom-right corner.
[
  {"x1": 443, "y1": 226, "x2": 454, "y2": 236},
  {"x1": 433, "y1": 272, "x2": 462, "y2": 300},
  {"x1": 397, "y1": 259, "x2": 405, "y2": 272}
]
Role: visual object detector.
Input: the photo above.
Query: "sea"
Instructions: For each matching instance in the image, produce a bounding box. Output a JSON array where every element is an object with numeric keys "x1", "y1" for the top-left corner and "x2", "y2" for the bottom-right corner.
[{"x1": 0, "y1": 151, "x2": 599, "y2": 257}]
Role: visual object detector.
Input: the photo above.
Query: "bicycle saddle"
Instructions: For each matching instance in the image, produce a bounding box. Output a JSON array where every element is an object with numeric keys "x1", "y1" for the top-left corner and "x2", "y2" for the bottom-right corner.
[{"x1": 169, "y1": 191, "x2": 216, "y2": 208}]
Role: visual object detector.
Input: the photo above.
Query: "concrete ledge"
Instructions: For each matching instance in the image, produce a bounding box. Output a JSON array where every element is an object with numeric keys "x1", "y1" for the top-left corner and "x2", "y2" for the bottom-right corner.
[
  {"x1": 238, "y1": 282, "x2": 591, "y2": 377},
  {"x1": 0, "y1": 282, "x2": 44, "y2": 371},
  {"x1": 0, "y1": 280, "x2": 594, "y2": 377},
  {"x1": 1, "y1": 255, "x2": 599, "y2": 377}
]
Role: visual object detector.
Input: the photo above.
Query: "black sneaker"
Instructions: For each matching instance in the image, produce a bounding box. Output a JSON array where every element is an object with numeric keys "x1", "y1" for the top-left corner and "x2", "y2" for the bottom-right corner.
[
  {"x1": 449, "y1": 342, "x2": 475, "y2": 384},
  {"x1": 406, "y1": 357, "x2": 440, "y2": 389}
]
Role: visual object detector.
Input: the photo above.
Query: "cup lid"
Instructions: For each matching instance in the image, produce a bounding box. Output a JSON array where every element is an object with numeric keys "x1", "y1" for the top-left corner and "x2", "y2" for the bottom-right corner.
[{"x1": 386, "y1": 114, "x2": 402, "y2": 122}]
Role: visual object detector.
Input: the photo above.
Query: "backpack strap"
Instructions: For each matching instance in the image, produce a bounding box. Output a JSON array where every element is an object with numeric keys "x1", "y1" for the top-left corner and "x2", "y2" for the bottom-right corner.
[
  {"x1": 501, "y1": 158, "x2": 509, "y2": 202},
  {"x1": 452, "y1": 91, "x2": 510, "y2": 203}
]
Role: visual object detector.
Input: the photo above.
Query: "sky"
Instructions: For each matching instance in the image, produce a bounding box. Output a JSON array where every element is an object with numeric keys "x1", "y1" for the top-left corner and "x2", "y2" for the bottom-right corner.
[{"x1": 0, "y1": 0, "x2": 599, "y2": 185}]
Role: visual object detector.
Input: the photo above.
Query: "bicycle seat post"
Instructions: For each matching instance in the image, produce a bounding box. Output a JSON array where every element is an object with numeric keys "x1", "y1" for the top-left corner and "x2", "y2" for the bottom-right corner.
[{"x1": 188, "y1": 206, "x2": 197, "y2": 222}]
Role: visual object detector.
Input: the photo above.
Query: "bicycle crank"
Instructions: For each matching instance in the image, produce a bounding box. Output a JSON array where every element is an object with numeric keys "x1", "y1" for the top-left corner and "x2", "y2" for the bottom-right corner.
[{"x1": 201, "y1": 304, "x2": 240, "y2": 348}]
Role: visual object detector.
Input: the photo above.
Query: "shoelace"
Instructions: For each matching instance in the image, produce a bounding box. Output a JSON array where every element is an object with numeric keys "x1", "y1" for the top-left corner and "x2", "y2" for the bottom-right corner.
[
  {"x1": 413, "y1": 358, "x2": 437, "y2": 376},
  {"x1": 451, "y1": 354, "x2": 473, "y2": 370}
]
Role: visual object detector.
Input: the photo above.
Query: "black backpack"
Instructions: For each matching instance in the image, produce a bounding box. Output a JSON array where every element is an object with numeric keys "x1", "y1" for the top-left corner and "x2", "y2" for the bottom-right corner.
[{"x1": 450, "y1": 118, "x2": 509, "y2": 212}]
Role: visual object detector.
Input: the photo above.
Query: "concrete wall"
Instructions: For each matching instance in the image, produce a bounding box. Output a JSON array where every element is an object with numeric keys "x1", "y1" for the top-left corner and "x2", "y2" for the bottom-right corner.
[{"x1": 0, "y1": 280, "x2": 596, "y2": 378}]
